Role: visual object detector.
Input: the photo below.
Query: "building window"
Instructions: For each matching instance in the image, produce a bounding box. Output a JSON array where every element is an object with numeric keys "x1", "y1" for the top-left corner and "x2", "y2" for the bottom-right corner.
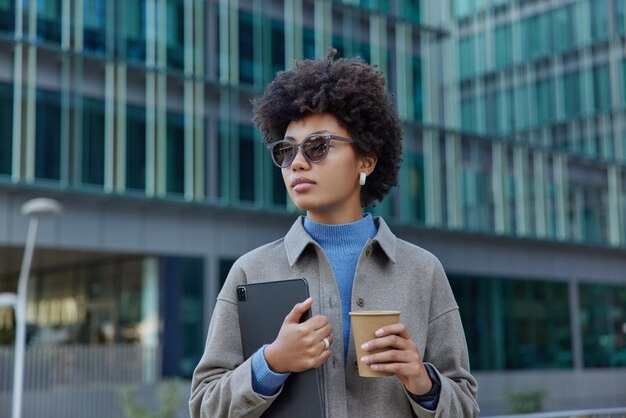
[
  {"x1": 0, "y1": 0, "x2": 15, "y2": 33},
  {"x1": 590, "y1": 0, "x2": 609, "y2": 42},
  {"x1": 270, "y1": 19, "x2": 285, "y2": 81},
  {"x1": 166, "y1": 0, "x2": 184, "y2": 70},
  {"x1": 239, "y1": 10, "x2": 254, "y2": 84},
  {"x1": 0, "y1": 82, "x2": 12, "y2": 176},
  {"x1": 36, "y1": 0, "x2": 62, "y2": 44},
  {"x1": 412, "y1": 57, "x2": 422, "y2": 122},
  {"x1": 126, "y1": 105, "x2": 146, "y2": 191},
  {"x1": 271, "y1": 166, "x2": 287, "y2": 207},
  {"x1": 494, "y1": 24, "x2": 512, "y2": 69},
  {"x1": 160, "y1": 257, "x2": 204, "y2": 378},
  {"x1": 166, "y1": 112, "x2": 185, "y2": 195},
  {"x1": 616, "y1": 0, "x2": 626, "y2": 36},
  {"x1": 458, "y1": 36, "x2": 474, "y2": 80},
  {"x1": 563, "y1": 71, "x2": 582, "y2": 119},
  {"x1": 35, "y1": 89, "x2": 62, "y2": 181},
  {"x1": 239, "y1": 124, "x2": 255, "y2": 202},
  {"x1": 450, "y1": 275, "x2": 572, "y2": 370},
  {"x1": 83, "y1": 0, "x2": 106, "y2": 55},
  {"x1": 121, "y1": 0, "x2": 146, "y2": 62},
  {"x1": 408, "y1": 153, "x2": 425, "y2": 223},
  {"x1": 593, "y1": 64, "x2": 611, "y2": 113},
  {"x1": 580, "y1": 283, "x2": 626, "y2": 367},
  {"x1": 303, "y1": 26, "x2": 315, "y2": 60},
  {"x1": 219, "y1": 258, "x2": 237, "y2": 289},
  {"x1": 534, "y1": 78, "x2": 555, "y2": 127},
  {"x1": 461, "y1": 96, "x2": 476, "y2": 133},
  {"x1": 552, "y1": 5, "x2": 573, "y2": 53},
  {"x1": 81, "y1": 97, "x2": 105, "y2": 186}
]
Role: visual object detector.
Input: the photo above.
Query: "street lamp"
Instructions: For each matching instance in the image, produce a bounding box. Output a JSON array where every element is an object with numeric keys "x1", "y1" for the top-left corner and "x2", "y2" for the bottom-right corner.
[{"x1": 0, "y1": 198, "x2": 63, "y2": 418}]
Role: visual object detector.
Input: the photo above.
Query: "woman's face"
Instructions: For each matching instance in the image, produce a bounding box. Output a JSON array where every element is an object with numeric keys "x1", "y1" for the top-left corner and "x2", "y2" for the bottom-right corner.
[{"x1": 280, "y1": 113, "x2": 376, "y2": 224}]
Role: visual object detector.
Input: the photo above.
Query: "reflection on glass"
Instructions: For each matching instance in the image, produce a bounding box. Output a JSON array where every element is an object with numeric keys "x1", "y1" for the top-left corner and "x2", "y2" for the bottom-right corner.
[
  {"x1": 84, "y1": 0, "x2": 106, "y2": 54},
  {"x1": 122, "y1": 0, "x2": 146, "y2": 61},
  {"x1": 450, "y1": 275, "x2": 572, "y2": 370},
  {"x1": 0, "y1": 0, "x2": 15, "y2": 33},
  {"x1": 36, "y1": 0, "x2": 62, "y2": 43},
  {"x1": 580, "y1": 283, "x2": 626, "y2": 367}
]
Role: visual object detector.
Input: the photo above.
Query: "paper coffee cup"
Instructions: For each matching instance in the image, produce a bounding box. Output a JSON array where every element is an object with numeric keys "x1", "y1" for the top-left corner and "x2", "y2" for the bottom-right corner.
[{"x1": 350, "y1": 310, "x2": 401, "y2": 377}]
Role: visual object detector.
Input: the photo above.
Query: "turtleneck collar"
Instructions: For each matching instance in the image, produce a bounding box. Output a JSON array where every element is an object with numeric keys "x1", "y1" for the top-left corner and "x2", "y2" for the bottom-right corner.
[{"x1": 303, "y1": 213, "x2": 377, "y2": 255}]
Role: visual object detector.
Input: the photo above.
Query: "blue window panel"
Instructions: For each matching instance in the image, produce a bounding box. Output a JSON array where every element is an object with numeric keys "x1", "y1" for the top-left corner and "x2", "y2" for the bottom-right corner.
[{"x1": 35, "y1": 89, "x2": 62, "y2": 181}]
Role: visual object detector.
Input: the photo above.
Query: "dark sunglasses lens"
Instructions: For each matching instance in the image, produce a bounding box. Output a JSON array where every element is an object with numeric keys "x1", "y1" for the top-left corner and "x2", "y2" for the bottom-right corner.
[
  {"x1": 302, "y1": 136, "x2": 329, "y2": 162},
  {"x1": 271, "y1": 142, "x2": 296, "y2": 167}
]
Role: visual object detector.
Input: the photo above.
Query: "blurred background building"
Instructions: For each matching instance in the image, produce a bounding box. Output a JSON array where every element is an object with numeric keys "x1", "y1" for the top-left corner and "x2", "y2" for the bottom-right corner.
[{"x1": 0, "y1": 0, "x2": 625, "y2": 416}]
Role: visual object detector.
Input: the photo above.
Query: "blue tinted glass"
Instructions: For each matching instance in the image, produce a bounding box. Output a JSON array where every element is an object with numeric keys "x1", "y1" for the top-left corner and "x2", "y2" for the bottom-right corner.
[
  {"x1": 0, "y1": 0, "x2": 15, "y2": 33},
  {"x1": 126, "y1": 105, "x2": 146, "y2": 190},
  {"x1": 239, "y1": 11, "x2": 254, "y2": 84},
  {"x1": 239, "y1": 124, "x2": 255, "y2": 202},
  {"x1": 167, "y1": 0, "x2": 184, "y2": 70},
  {"x1": 35, "y1": 89, "x2": 61, "y2": 181},
  {"x1": 82, "y1": 97, "x2": 105, "y2": 186},
  {"x1": 303, "y1": 27, "x2": 315, "y2": 60},
  {"x1": 271, "y1": 19, "x2": 285, "y2": 78},
  {"x1": 83, "y1": 0, "x2": 106, "y2": 54},
  {"x1": 450, "y1": 276, "x2": 572, "y2": 370},
  {"x1": 166, "y1": 112, "x2": 185, "y2": 195},
  {"x1": 459, "y1": 36, "x2": 474, "y2": 79},
  {"x1": 0, "y1": 82, "x2": 12, "y2": 176},
  {"x1": 408, "y1": 153, "x2": 425, "y2": 223},
  {"x1": 591, "y1": 0, "x2": 609, "y2": 42},
  {"x1": 580, "y1": 283, "x2": 626, "y2": 367},
  {"x1": 413, "y1": 57, "x2": 422, "y2": 122},
  {"x1": 494, "y1": 25, "x2": 511, "y2": 69},
  {"x1": 123, "y1": 0, "x2": 146, "y2": 61},
  {"x1": 616, "y1": 0, "x2": 625, "y2": 35},
  {"x1": 271, "y1": 164, "x2": 286, "y2": 206},
  {"x1": 593, "y1": 64, "x2": 611, "y2": 112},
  {"x1": 37, "y1": 0, "x2": 62, "y2": 43}
]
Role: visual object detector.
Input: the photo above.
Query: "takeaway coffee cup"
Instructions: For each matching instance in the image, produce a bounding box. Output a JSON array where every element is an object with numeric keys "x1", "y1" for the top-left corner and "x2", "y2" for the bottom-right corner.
[{"x1": 349, "y1": 310, "x2": 401, "y2": 377}]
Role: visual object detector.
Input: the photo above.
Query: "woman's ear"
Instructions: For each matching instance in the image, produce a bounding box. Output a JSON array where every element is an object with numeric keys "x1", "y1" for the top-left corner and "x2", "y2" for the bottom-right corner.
[{"x1": 359, "y1": 154, "x2": 378, "y2": 176}]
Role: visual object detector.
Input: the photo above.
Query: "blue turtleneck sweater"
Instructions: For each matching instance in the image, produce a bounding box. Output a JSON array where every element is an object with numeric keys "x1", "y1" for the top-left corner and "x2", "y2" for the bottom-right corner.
[{"x1": 303, "y1": 213, "x2": 378, "y2": 360}]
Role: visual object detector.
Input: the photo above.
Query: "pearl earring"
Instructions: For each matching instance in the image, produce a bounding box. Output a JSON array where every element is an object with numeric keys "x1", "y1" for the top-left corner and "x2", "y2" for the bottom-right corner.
[{"x1": 359, "y1": 172, "x2": 367, "y2": 186}]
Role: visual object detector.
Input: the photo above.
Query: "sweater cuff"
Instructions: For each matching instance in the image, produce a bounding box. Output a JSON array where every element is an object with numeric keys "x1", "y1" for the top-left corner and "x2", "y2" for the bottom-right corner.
[{"x1": 251, "y1": 344, "x2": 290, "y2": 396}]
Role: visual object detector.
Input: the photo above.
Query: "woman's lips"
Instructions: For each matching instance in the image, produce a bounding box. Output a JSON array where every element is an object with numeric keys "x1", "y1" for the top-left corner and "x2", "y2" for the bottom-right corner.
[{"x1": 291, "y1": 176, "x2": 316, "y2": 192}]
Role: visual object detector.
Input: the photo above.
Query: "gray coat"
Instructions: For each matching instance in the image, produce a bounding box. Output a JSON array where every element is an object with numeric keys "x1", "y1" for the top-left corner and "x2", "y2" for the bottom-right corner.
[{"x1": 190, "y1": 216, "x2": 479, "y2": 418}]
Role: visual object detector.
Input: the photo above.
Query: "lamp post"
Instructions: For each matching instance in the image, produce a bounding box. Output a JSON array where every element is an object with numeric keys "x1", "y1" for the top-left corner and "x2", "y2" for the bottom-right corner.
[{"x1": 2, "y1": 198, "x2": 63, "y2": 418}]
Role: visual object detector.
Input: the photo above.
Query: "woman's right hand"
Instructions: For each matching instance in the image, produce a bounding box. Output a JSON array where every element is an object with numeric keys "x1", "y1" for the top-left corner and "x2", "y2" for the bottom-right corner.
[{"x1": 264, "y1": 297, "x2": 333, "y2": 373}]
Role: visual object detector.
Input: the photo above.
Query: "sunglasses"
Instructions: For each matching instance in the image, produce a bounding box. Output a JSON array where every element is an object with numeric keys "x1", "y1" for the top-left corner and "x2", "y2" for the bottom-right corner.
[{"x1": 267, "y1": 134, "x2": 354, "y2": 168}]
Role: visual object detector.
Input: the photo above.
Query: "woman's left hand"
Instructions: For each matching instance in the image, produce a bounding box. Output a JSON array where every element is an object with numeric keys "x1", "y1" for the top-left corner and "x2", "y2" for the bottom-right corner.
[{"x1": 360, "y1": 323, "x2": 433, "y2": 396}]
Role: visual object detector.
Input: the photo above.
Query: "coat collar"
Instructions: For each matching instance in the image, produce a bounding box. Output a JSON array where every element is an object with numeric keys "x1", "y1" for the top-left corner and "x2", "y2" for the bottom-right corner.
[{"x1": 284, "y1": 215, "x2": 397, "y2": 267}]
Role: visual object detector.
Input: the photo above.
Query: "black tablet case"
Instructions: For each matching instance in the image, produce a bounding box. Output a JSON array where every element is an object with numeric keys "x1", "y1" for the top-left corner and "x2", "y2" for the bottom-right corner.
[{"x1": 237, "y1": 278, "x2": 325, "y2": 418}]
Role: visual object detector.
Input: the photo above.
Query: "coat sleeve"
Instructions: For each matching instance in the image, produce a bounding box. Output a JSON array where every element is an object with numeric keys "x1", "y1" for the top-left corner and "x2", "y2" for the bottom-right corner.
[
  {"x1": 189, "y1": 263, "x2": 283, "y2": 418},
  {"x1": 408, "y1": 259, "x2": 480, "y2": 418}
]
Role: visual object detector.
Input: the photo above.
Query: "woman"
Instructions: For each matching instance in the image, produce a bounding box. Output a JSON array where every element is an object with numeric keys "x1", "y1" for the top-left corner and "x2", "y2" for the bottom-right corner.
[{"x1": 190, "y1": 52, "x2": 479, "y2": 417}]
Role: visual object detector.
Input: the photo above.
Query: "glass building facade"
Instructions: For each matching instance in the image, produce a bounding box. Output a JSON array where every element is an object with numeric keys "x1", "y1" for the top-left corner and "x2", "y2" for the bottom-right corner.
[
  {"x1": 432, "y1": 0, "x2": 626, "y2": 381},
  {"x1": 0, "y1": 0, "x2": 625, "y2": 414}
]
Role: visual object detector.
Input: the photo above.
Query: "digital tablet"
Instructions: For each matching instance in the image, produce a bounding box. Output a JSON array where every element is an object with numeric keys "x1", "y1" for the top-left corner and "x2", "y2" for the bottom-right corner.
[{"x1": 237, "y1": 278, "x2": 325, "y2": 418}]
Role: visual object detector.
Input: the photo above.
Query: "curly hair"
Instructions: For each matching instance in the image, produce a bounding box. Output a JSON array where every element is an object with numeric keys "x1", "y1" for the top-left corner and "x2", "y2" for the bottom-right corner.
[{"x1": 252, "y1": 51, "x2": 403, "y2": 208}]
